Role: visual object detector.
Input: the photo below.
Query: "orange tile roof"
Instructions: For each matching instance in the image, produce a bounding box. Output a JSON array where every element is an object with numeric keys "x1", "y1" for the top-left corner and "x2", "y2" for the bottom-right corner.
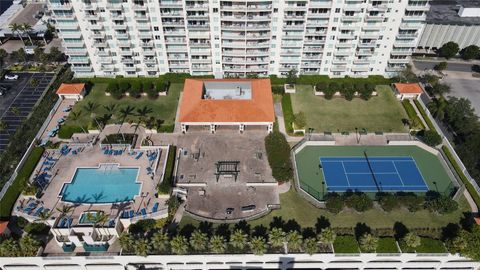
[
  {"x1": 393, "y1": 83, "x2": 423, "y2": 94},
  {"x1": 56, "y1": 83, "x2": 85, "y2": 95},
  {"x1": 0, "y1": 221, "x2": 8, "y2": 234},
  {"x1": 475, "y1": 217, "x2": 480, "y2": 225},
  {"x1": 179, "y1": 79, "x2": 275, "y2": 123}
]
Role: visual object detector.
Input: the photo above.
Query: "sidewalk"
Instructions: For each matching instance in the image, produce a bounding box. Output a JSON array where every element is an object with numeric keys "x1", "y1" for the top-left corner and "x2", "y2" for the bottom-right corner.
[
  {"x1": 273, "y1": 102, "x2": 303, "y2": 143},
  {"x1": 413, "y1": 56, "x2": 480, "y2": 65}
]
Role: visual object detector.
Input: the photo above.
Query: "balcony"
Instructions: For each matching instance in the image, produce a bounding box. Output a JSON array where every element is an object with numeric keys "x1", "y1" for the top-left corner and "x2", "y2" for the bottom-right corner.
[
  {"x1": 71, "y1": 66, "x2": 93, "y2": 72},
  {"x1": 89, "y1": 24, "x2": 103, "y2": 30},
  {"x1": 389, "y1": 58, "x2": 409, "y2": 64},
  {"x1": 106, "y1": 3, "x2": 123, "y2": 10},
  {"x1": 330, "y1": 65, "x2": 347, "y2": 72},
  {"x1": 335, "y1": 49, "x2": 353, "y2": 56},
  {"x1": 98, "y1": 57, "x2": 113, "y2": 64},
  {"x1": 133, "y1": 4, "x2": 148, "y2": 11},
  {"x1": 117, "y1": 40, "x2": 130, "y2": 47},
  {"x1": 119, "y1": 50, "x2": 133, "y2": 56},
  {"x1": 351, "y1": 65, "x2": 369, "y2": 72},
  {"x1": 56, "y1": 23, "x2": 79, "y2": 30},
  {"x1": 246, "y1": 41, "x2": 269, "y2": 48},
  {"x1": 362, "y1": 24, "x2": 382, "y2": 30},
  {"x1": 284, "y1": 14, "x2": 306, "y2": 20},
  {"x1": 93, "y1": 41, "x2": 107, "y2": 47},
  {"x1": 49, "y1": 3, "x2": 72, "y2": 10},
  {"x1": 394, "y1": 41, "x2": 417, "y2": 47},
  {"x1": 84, "y1": 3, "x2": 98, "y2": 10},
  {"x1": 116, "y1": 33, "x2": 129, "y2": 39},
  {"x1": 144, "y1": 58, "x2": 157, "y2": 64},
  {"x1": 190, "y1": 42, "x2": 211, "y2": 47},
  {"x1": 159, "y1": 1, "x2": 182, "y2": 7},
  {"x1": 400, "y1": 23, "x2": 422, "y2": 30},
  {"x1": 188, "y1": 13, "x2": 209, "y2": 19},
  {"x1": 360, "y1": 32, "x2": 380, "y2": 39},
  {"x1": 309, "y1": 0, "x2": 332, "y2": 8},
  {"x1": 304, "y1": 39, "x2": 325, "y2": 45},
  {"x1": 65, "y1": 48, "x2": 88, "y2": 56},
  {"x1": 303, "y1": 46, "x2": 323, "y2": 52},
  {"x1": 141, "y1": 41, "x2": 154, "y2": 47},
  {"x1": 386, "y1": 66, "x2": 405, "y2": 72},
  {"x1": 367, "y1": 4, "x2": 388, "y2": 11},
  {"x1": 145, "y1": 65, "x2": 158, "y2": 71},
  {"x1": 221, "y1": 4, "x2": 247, "y2": 11},
  {"x1": 96, "y1": 50, "x2": 109, "y2": 56},
  {"x1": 281, "y1": 50, "x2": 302, "y2": 56},
  {"x1": 64, "y1": 41, "x2": 85, "y2": 48},
  {"x1": 332, "y1": 58, "x2": 349, "y2": 64},
  {"x1": 137, "y1": 23, "x2": 151, "y2": 30},
  {"x1": 365, "y1": 14, "x2": 383, "y2": 21},
  {"x1": 222, "y1": 24, "x2": 245, "y2": 30},
  {"x1": 222, "y1": 42, "x2": 246, "y2": 48},
  {"x1": 247, "y1": 4, "x2": 272, "y2": 11},
  {"x1": 189, "y1": 31, "x2": 210, "y2": 38},
  {"x1": 138, "y1": 32, "x2": 152, "y2": 38},
  {"x1": 166, "y1": 46, "x2": 188, "y2": 52},
  {"x1": 339, "y1": 24, "x2": 359, "y2": 31},
  {"x1": 338, "y1": 33, "x2": 355, "y2": 39},
  {"x1": 60, "y1": 32, "x2": 82, "y2": 39},
  {"x1": 283, "y1": 24, "x2": 305, "y2": 30},
  {"x1": 187, "y1": 24, "x2": 210, "y2": 29},
  {"x1": 165, "y1": 39, "x2": 186, "y2": 44},
  {"x1": 84, "y1": 14, "x2": 99, "y2": 20},
  {"x1": 113, "y1": 24, "x2": 127, "y2": 30},
  {"x1": 341, "y1": 14, "x2": 362, "y2": 22},
  {"x1": 356, "y1": 49, "x2": 374, "y2": 56},
  {"x1": 161, "y1": 12, "x2": 184, "y2": 17},
  {"x1": 406, "y1": 4, "x2": 430, "y2": 11},
  {"x1": 186, "y1": 4, "x2": 208, "y2": 10},
  {"x1": 123, "y1": 66, "x2": 137, "y2": 72},
  {"x1": 191, "y1": 58, "x2": 211, "y2": 63},
  {"x1": 284, "y1": 4, "x2": 307, "y2": 11},
  {"x1": 402, "y1": 14, "x2": 427, "y2": 21},
  {"x1": 397, "y1": 33, "x2": 418, "y2": 39},
  {"x1": 135, "y1": 14, "x2": 149, "y2": 20},
  {"x1": 335, "y1": 43, "x2": 353, "y2": 48},
  {"x1": 305, "y1": 30, "x2": 327, "y2": 36},
  {"x1": 358, "y1": 42, "x2": 377, "y2": 48},
  {"x1": 282, "y1": 42, "x2": 302, "y2": 47},
  {"x1": 353, "y1": 58, "x2": 371, "y2": 64},
  {"x1": 307, "y1": 12, "x2": 330, "y2": 18},
  {"x1": 391, "y1": 50, "x2": 412, "y2": 56},
  {"x1": 164, "y1": 30, "x2": 186, "y2": 36},
  {"x1": 144, "y1": 50, "x2": 157, "y2": 56}
]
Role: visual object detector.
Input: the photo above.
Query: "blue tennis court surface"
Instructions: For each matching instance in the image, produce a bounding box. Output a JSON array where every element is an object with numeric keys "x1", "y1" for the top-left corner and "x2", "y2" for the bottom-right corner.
[{"x1": 320, "y1": 156, "x2": 428, "y2": 192}]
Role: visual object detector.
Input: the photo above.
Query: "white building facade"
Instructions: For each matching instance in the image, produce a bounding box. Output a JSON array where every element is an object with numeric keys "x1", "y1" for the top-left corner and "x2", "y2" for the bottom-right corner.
[{"x1": 48, "y1": 0, "x2": 429, "y2": 78}]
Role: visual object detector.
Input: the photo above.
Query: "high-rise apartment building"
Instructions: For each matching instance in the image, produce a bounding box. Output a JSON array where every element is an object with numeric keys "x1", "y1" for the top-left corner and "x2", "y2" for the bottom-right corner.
[{"x1": 48, "y1": 0, "x2": 429, "y2": 78}]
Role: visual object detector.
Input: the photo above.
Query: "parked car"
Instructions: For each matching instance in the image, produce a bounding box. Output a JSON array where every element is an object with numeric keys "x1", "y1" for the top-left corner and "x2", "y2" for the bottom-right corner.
[{"x1": 4, "y1": 74, "x2": 19, "y2": 80}]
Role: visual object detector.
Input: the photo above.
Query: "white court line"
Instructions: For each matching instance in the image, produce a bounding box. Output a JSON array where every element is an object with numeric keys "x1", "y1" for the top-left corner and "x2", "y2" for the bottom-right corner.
[
  {"x1": 392, "y1": 161, "x2": 406, "y2": 186},
  {"x1": 340, "y1": 161, "x2": 352, "y2": 187}
]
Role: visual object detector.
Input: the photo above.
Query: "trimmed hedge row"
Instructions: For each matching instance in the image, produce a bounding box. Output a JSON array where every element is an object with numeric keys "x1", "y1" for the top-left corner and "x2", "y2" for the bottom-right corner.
[
  {"x1": 442, "y1": 145, "x2": 480, "y2": 208},
  {"x1": 269, "y1": 75, "x2": 391, "y2": 86},
  {"x1": 401, "y1": 100, "x2": 425, "y2": 130},
  {"x1": 414, "y1": 99, "x2": 436, "y2": 131},
  {"x1": 74, "y1": 73, "x2": 214, "y2": 84},
  {"x1": 281, "y1": 94, "x2": 295, "y2": 134},
  {"x1": 58, "y1": 125, "x2": 84, "y2": 139},
  {"x1": 0, "y1": 147, "x2": 44, "y2": 218},
  {"x1": 158, "y1": 145, "x2": 176, "y2": 194},
  {"x1": 106, "y1": 80, "x2": 170, "y2": 100},
  {"x1": 264, "y1": 131, "x2": 293, "y2": 183}
]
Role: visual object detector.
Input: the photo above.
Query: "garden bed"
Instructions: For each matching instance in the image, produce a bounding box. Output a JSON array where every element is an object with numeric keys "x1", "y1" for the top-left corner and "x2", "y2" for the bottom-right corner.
[
  {"x1": 333, "y1": 235, "x2": 360, "y2": 253},
  {"x1": 101, "y1": 133, "x2": 137, "y2": 146},
  {"x1": 376, "y1": 237, "x2": 399, "y2": 253}
]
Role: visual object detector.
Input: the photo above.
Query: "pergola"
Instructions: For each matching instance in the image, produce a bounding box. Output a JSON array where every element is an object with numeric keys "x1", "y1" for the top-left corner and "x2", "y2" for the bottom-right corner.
[{"x1": 214, "y1": 161, "x2": 240, "y2": 182}]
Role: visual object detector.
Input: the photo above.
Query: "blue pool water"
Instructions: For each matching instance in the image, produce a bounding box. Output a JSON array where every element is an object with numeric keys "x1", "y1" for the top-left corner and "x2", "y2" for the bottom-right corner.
[{"x1": 61, "y1": 165, "x2": 141, "y2": 204}]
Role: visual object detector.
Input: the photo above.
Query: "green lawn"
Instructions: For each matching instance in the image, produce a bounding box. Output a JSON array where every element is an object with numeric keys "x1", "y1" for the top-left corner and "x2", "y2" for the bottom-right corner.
[
  {"x1": 180, "y1": 188, "x2": 469, "y2": 230},
  {"x1": 333, "y1": 235, "x2": 360, "y2": 253},
  {"x1": 65, "y1": 83, "x2": 182, "y2": 128},
  {"x1": 376, "y1": 237, "x2": 400, "y2": 253},
  {"x1": 290, "y1": 85, "x2": 408, "y2": 133},
  {"x1": 399, "y1": 237, "x2": 447, "y2": 253}
]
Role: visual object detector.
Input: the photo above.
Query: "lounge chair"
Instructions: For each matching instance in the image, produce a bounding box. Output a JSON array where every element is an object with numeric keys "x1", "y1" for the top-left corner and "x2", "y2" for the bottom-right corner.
[
  {"x1": 152, "y1": 202, "x2": 159, "y2": 213},
  {"x1": 67, "y1": 218, "x2": 73, "y2": 227},
  {"x1": 135, "y1": 152, "x2": 143, "y2": 160},
  {"x1": 140, "y1": 208, "x2": 147, "y2": 216},
  {"x1": 59, "y1": 218, "x2": 66, "y2": 227},
  {"x1": 108, "y1": 220, "x2": 115, "y2": 227},
  {"x1": 129, "y1": 210, "x2": 134, "y2": 218},
  {"x1": 33, "y1": 207, "x2": 44, "y2": 216}
]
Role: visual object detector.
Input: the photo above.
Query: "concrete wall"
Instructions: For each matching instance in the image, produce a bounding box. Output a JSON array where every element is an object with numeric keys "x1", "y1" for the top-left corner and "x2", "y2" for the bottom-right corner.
[{"x1": 418, "y1": 23, "x2": 480, "y2": 49}]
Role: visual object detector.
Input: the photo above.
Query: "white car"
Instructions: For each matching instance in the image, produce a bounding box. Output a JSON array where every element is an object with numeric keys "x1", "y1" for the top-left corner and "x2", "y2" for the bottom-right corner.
[{"x1": 4, "y1": 74, "x2": 19, "y2": 80}]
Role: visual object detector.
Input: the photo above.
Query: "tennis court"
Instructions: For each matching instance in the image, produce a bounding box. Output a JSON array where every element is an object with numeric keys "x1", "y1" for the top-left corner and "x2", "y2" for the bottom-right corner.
[
  {"x1": 294, "y1": 145, "x2": 456, "y2": 201},
  {"x1": 320, "y1": 156, "x2": 428, "y2": 192}
]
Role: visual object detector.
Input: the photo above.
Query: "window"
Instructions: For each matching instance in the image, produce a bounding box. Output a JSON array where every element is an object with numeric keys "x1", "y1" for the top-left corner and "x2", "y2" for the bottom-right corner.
[
  {"x1": 154, "y1": 26, "x2": 159, "y2": 31},
  {"x1": 213, "y1": 8, "x2": 218, "y2": 12},
  {"x1": 274, "y1": 8, "x2": 278, "y2": 12},
  {"x1": 335, "y1": 8, "x2": 340, "y2": 13}
]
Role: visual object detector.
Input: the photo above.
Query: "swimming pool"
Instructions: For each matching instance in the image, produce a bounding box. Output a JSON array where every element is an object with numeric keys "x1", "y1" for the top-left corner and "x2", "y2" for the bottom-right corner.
[{"x1": 61, "y1": 164, "x2": 141, "y2": 204}]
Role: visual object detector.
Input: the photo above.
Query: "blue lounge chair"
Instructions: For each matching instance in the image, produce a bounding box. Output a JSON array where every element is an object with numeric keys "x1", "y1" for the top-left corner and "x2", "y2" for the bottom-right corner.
[
  {"x1": 140, "y1": 208, "x2": 147, "y2": 216},
  {"x1": 59, "y1": 218, "x2": 66, "y2": 227},
  {"x1": 108, "y1": 220, "x2": 115, "y2": 227},
  {"x1": 129, "y1": 210, "x2": 134, "y2": 218},
  {"x1": 34, "y1": 207, "x2": 44, "y2": 216},
  {"x1": 152, "y1": 202, "x2": 159, "y2": 213},
  {"x1": 67, "y1": 218, "x2": 73, "y2": 227},
  {"x1": 135, "y1": 152, "x2": 143, "y2": 160}
]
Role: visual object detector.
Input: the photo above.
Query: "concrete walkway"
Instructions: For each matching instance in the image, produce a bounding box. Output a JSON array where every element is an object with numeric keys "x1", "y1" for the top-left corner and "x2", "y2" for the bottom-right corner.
[
  {"x1": 464, "y1": 189, "x2": 479, "y2": 214},
  {"x1": 173, "y1": 92, "x2": 183, "y2": 134},
  {"x1": 273, "y1": 102, "x2": 303, "y2": 142},
  {"x1": 409, "y1": 99, "x2": 429, "y2": 129}
]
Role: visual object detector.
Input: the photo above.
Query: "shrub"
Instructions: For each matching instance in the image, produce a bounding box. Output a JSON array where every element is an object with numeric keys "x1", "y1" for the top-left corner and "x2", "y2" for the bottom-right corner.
[
  {"x1": 293, "y1": 111, "x2": 307, "y2": 129},
  {"x1": 281, "y1": 94, "x2": 295, "y2": 134},
  {"x1": 315, "y1": 82, "x2": 328, "y2": 92},
  {"x1": 345, "y1": 193, "x2": 373, "y2": 212},
  {"x1": 377, "y1": 193, "x2": 399, "y2": 212},
  {"x1": 15, "y1": 216, "x2": 29, "y2": 229},
  {"x1": 156, "y1": 80, "x2": 170, "y2": 93},
  {"x1": 272, "y1": 85, "x2": 284, "y2": 95},
  {"x1": 24, "y1": 222, "x2": 50, "y2": 235},
  {"x1": 119, "y1": 81, "x2": 130, "y2": 92},
  {"x1": 354, "y1": 83, "x2": 365, "y2": 93},
  {"x1": 264, "y1": 131, "x2": 293, "y2": 182},
  {"x1": 145, "y1": 86, "x2": 158, "y2": 99},
  {"x1": 329, "y1": 82, "x2": 340, "y2": 92},
  {"x1": 110, "y1": 87, "x2": 124, "y2": 99},
  {"x1": 325, "y1": 193, "x2": 344, "y2": 213},
  {"x1": 461, "y1": 45, "x2": 480, "y2": 60},
  {"x1": 106, "y1": 81, "x2": 118, "y2": 93},
  {"x1": 143, "y1": 82, "x2": 153, "y2": 92},
  {"x1": 434, "y1": 61, "x2": 448, "y2": 71},
  {"x1": 58, "y1": 125, "x2": 84, "y2": 139},
  {"x1": 425, "y1": 194, "x2": 458, "y2": 214},
  {"x1": 129, "y1": 219, "x2": 156, "y2": 235},
  {"x1": 439, "y1": 42, "x2": 459, "y2": 59},
  {"x1": 323, "y1": 87, "x2": 336, "y2": 100},
  {"x1": 418, "y1": 129, "x2": 442, "y2": 147},
  {"x1": 397, "y1": 193, "x2": 423, "y2": 212},
  {"x1": 129, "y1": 81, "x2": 142, "y2": 98}
]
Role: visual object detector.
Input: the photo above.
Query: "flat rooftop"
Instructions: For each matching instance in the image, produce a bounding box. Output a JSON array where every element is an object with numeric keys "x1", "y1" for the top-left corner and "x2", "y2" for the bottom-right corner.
[
  {"x1": 203, "y1": 81, "x2": 252, "y2": 100},
  {"x1": 427, "y1": 0, "x2": 480, "y2": 25}
]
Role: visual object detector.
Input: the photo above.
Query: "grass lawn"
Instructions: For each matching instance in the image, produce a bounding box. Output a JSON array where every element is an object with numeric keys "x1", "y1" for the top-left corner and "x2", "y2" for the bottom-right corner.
[
  {"x1": 179, "y1": 188, "x2": 470, "y2": 230},
  {"x1": 65, "y1": 83, "x2": 182, "y2": 128},
  {"x1": 376, "y1": 237, "x2": 400, "y2": 253},
  {"x1": 399, "y1": 237, "x2": 447, "y2": 253},
  {"x1": 333, "y1": 235, "x2": 360, "y2": 253},
  {"x1": 0, "y1": 147, "x2": 44, "y2": 219},
  {"x1": 290, "y1": 85, "x2": 408, "y2": 133}
]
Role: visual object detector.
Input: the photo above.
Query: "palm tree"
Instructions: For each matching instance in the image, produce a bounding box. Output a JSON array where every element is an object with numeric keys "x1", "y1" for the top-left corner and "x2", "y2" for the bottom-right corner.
[
  {"x1": 83, "y1": 101, "x2": 102, "y2": 130},
  {"x1": 21, "y1": 23, "x2": 33, "y2": 46},
  {"x1": 190, "y1": 230, "x2": 208, "y2": 252},
  {"x1": 19, "y1": 235, "x2": 40, "y2": 256},
  {"x1": 0, "y1": 120, "x2": 9, "y2": 135},
  {"x1": 230, "y1": 229, "x2": 248, "y2": 250},
  {"x1": 249, "y1": 236, "x2": 267, "y2": 255},
  {"x1": 209, "y1": 235, "x2": 226, "y2": 254},
  {"x1": 150, "y1": 231, "x2": 169, "y2": 254},
  {"x1": 303, "y1": 237, "x2": 318, "y2": 255},
  {"x1": 268, "y1": 227, "x2": 286, "y2": 251},
  {"x1": 10, "y1": 106, "x2": 20, "y2": 117},
  {"x1": 359, "y1": 233, "x2": 378, "y2": 253},
  {"x1": 171, "y1": 235, "x2": 189, "y2": 255},
  {"x1": 9, "y1": 23, "x2": 25, "y2": 46},
  {"x1": 36, "y1": 210, "x2": 52, "y2": 223},
  {"x1": 104, "y1": 103, "x2": 117, "y2": 120},
  {"x1": 133, "y1": 238, "x2": 151, "y2": 257},
  {"x1": 134, "y1": 105, "x2": 153, "y2": 135},
  {"x1": 0, "y1": 239, "x2": 20, "y2": 257},
  {"x1": 93, "y1": 212, "x2": 109, "y2": 237},
  {"x1": 318, "y1": 227, "x2": 336, "y2": 248},
  {"x1": 286, "y1": 230, "x2": 303, "y2": 253},
  {"x1": 70, "y1": 111, "x2": 87, "y2": 133},
  {"x1": 56, "y1": 205, "x2": 73, "y2": 219},
  {"x1": 118, "y1": 105, "x2": 135, "y2": 140},
  {"x1": 119, "y1": 232, "x2": 135, "y2": 253},
  {"x1": 403, "y1": 232, "x2": 421, "y2": 250}
]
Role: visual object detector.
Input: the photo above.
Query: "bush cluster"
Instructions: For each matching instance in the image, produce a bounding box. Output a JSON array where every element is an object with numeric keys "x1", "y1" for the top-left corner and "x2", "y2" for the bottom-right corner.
[
  {"x1": 264, "y1": 131, "x2": 293, "y2": 182},
  {"x1": 316, "y1": 82, "x2": 375, "y2": 100},
  {"x1": 105, "y1": 80, "x2": 169, "y2": 100}
]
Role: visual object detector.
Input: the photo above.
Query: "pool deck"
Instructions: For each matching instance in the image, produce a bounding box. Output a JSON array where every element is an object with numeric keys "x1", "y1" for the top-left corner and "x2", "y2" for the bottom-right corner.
[{"x1": 13, "y1": 144, "x2": 168, "y2": 226}]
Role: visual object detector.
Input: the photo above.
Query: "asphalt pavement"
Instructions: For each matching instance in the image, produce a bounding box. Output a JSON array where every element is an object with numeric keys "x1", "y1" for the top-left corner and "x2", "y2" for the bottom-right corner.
[{"x1": 0, "y1": 72, "x2": 55, "y2": 152}]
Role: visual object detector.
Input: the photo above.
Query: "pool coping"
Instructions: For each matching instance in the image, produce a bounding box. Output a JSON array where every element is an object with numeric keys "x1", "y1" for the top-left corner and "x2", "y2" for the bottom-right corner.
[{"x1": 58, "y1": 163, "x2": 143, "y2": 206}]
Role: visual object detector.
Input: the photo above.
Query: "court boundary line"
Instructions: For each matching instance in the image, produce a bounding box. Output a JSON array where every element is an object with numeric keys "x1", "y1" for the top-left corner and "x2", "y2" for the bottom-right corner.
[
  {"x1": 340, "y1": 161, "x2": 352, "y2": 187},
  {"x1": 392, "y1": 161, "x2": 406, "y2": 187},
  {"x1": 408, "y1": 157, "x2": 430, "y2": 189}
]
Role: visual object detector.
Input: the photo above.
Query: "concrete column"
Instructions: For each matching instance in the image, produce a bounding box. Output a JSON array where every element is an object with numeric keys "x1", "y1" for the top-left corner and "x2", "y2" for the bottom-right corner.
[
  {"x1": 181, "y1": 124, "x2": 187, "y2": 133},
  {"x1": 210, "y1": 124, "x2": 216, "y2": 134},
  {"x1": 239, "y1": 123, "x2": 245, "y2": 133},
  {"x1": 268, "y1": 123, "x2": 273, "y2": 133}
]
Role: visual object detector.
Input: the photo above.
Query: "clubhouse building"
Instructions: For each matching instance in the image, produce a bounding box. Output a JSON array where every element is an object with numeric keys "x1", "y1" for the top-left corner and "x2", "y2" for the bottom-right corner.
[{"x1": 179, "y1": 79, "x2": 275, "y2": 133}]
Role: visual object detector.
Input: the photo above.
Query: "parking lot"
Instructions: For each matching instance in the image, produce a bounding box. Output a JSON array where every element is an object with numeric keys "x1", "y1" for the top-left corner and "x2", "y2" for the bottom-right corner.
[{"x1": 0, "y1": 72, "x2": 55, "y2": 152}]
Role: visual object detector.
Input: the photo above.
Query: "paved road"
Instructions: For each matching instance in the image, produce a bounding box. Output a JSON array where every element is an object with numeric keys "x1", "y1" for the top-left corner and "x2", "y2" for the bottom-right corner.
[
  {"x1": 413, "y1": 60, "x2": 474, "y2": 72},
  {"x1": 0, "y1": 72, "x2": 55, "y2": 152}
]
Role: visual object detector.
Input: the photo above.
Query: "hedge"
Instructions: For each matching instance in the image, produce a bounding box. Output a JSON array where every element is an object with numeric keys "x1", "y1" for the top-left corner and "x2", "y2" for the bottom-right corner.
[
  {"x1": 0, "y1": 147, "x2": 44, "y2": 218},
  {"x1": 264, "y1": 131, "x2": 293, "y2": 183},
  {"x1": 58, "y1": 125, "x2": 84, "y2": 139},
  {"x1": 73, "y1": 73, "x2": 214, "y2": 84},
  {"x1": 333, "y1": 235, "x2": 360, "y2": 253},
  {"x1": 269, "y1": 75, "x2": 391, "y2": 86},
  {"x1": 158, "y1": 124, "x2": 174, "y2": 133},
  {"x1": 376, "y1": 237, "x2": 399, "y2": 253},
  {"x1": 281, "y1": 94, "x2": 294, "y2": 134},
  {"x1": 414, "y1": 100, "x2": 436, "y2": 131},
  {"x1": 401, "y1": 100, "x2": 425, "y2": 130},
  {"x1": 158, "y1": 145, "x2": 176, "y2": 194},
  {"x1": 442, "y1": 145, "x2": 480, "y2": 208}
]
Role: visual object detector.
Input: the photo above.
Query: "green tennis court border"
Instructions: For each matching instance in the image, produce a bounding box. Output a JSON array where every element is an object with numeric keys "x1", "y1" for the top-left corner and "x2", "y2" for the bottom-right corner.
[{"x1": 293, "y1": 144, "x2": 457, "y2": 201}]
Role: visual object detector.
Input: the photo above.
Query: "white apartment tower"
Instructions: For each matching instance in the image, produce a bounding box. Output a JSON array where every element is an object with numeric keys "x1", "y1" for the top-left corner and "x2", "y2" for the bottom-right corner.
[{"x1": 48, "y1": 0, "x2": 430, "y2": 78}]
